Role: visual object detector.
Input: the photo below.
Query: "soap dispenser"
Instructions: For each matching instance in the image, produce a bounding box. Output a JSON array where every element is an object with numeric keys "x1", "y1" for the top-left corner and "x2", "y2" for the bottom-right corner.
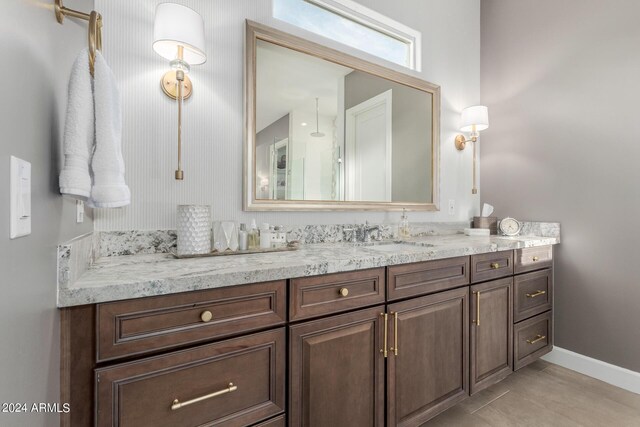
[
  {"x1": 399, "y1": 208, "x2": 410, "y2": 238},
  {"x1": 248, "y1": 219, "x2": 259, "y2": 249}
]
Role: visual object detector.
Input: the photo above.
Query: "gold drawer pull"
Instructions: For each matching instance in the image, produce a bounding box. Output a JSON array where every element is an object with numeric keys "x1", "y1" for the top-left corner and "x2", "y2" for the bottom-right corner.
[
  {"x1": 171, "y1": 382, "x2": 237, "y2": 410},
  {"x1": 338, "y1": 287, "x2": 349, "y2": 297},
  {"x1": 390, "y1": 312, "x2": 399, "y2": 356},
  {"x1": 526, "y1": 335, "x2": 546, "y2": 345},
  {"x1": 490, "y1": 262, "x2": 500, "y2": 269},
  {"x1": 200, "y1": 310, "x2": 213, "y2": 322},
  {"x1": 380, "y1": 313, "x2": 388, "y2": 358},
  {"x1": 473, "y1": 291, "x2": 481, "y2": 325},
  {"x1": 532, "y1": 256, "x2": 540, "y2": 262},
  {"x1": 526, "y1": 290, "x2": 546, "y2": 298}
]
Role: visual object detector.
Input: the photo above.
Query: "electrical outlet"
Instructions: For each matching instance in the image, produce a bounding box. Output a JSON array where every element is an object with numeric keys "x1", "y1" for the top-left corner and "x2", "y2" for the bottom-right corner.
[
  {"x1": 76, "y1": 200, "x2": 84, "y2": 223},
  {"x1": 448, "y1": 199, "x2": 456, "y2": 216}
]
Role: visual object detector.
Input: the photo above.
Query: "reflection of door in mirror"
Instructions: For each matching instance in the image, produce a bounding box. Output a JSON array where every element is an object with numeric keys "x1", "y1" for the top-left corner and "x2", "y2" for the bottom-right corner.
[
  {"x1": 269, "y1": 138, "x2": 288, "y2": 200},
  {"x1": 345, "y1": 90, "x2": 392, "y2": 202}
]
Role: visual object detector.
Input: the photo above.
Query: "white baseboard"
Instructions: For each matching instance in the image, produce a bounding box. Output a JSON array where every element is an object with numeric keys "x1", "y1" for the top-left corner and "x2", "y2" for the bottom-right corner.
[{"x1": 542, "y1": 347, "x2": 640, "y2": 395}]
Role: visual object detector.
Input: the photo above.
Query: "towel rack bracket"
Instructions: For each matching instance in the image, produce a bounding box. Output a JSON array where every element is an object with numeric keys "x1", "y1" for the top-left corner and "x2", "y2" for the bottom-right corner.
[{"x1": 55, "y1": 0, "x2": 91, "y2": 24}]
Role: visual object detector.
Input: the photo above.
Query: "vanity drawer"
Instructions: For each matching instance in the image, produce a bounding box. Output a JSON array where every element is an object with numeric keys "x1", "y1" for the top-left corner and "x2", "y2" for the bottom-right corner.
[
  {"x1": 253, "y1": 414, "x2": 285, "y2": 427},
  {"x1": 515, "y1": 246, "x2": 553, "y2": 273},
  {"x1": 513, "y1": 311, "x2": 553, "y2": 370},
  {"x1": 387, "y1": 256, "x2": 470, "y2": 301},
  {"x1": 95, "y1": 328, "x2": 285, "y2": 427},
  {"x1": 471, "y1": 250, "x2": 514, "y2": 283},
  {"x1": 290, "y1": 268, "x2": 385, "y2": 321},
  {"x1": 514, "y1": 269, "x2": 553, "y2": 322},
  {"x1": 96, "y1": 280, "x2": 286, "y2": 362}
]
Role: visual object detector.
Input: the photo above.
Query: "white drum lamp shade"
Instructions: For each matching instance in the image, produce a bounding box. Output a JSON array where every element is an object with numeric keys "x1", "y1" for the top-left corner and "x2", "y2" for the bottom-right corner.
[
  {"x1": 460, "y1": 105, "x2": 489, "y2": 132},
  {"x1": 153, "y1": 3, "x2": 206, "y2": 65}
]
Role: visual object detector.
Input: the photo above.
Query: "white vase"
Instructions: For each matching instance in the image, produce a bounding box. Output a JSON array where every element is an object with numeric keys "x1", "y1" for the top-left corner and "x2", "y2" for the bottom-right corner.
[{"x1": 176, "y1": 205, "x2": 211, "y2": 255}]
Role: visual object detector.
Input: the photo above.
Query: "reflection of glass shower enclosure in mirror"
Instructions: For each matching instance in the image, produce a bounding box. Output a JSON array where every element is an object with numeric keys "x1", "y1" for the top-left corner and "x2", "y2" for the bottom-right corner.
[{"x1": 256, "y1": 39, "x2": 433, "y2": 203}]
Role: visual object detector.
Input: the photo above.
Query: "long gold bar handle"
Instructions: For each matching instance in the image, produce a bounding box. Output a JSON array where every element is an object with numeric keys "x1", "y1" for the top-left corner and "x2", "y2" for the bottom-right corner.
[
  {"x1": 380, "y1": 313, "x2": 388, "y2": 358},
  {"x1": 389, "y1": 312, "x2": 398, "y2": 356},
  {"x1": 526, "y1": 290, "x2": 546, "y2": 298},
  {"x1": 171, "y1": 383, "x2": 237, "y2": 410},
  {"x1": 473, "y1": 291, "x2": 480, "y2": 325},
  {"x1": 526, "y1": 335, "x2": 546, "y2": 345}
]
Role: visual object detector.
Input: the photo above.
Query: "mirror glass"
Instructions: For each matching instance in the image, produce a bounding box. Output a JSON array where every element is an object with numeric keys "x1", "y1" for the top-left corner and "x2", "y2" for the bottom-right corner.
[{"x1": 255, "y1": 39, "x2": 434, "y2": 204}]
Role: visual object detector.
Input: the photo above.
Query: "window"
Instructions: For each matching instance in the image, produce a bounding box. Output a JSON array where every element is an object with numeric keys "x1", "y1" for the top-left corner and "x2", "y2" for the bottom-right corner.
[{"x1": 273, "y1": 0, "x2": 421, "y2": 70}]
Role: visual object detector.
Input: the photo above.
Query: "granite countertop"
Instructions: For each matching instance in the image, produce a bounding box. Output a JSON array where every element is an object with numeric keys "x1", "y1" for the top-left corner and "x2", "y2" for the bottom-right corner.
[{"x1": 57, "y1": 234, "x2": 559, "y2": 307}]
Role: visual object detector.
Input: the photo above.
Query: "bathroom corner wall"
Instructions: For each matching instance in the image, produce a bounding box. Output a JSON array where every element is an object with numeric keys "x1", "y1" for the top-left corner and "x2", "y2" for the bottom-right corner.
[
  {"x1": 0, "y1": 1, "x2": 95, "y2": 425},
  {"x1": 93, "y1": 0, "x2": 481, "y2": 230},
  {"x1": 481, "y1": 0, "x2": 640, "y2": 372}
]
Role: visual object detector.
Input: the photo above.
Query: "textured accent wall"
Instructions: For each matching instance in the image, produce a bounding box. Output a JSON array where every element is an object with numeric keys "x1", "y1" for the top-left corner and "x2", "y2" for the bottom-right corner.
[
  {"x1": 481, "y1": 0, "x2": 640, "y2": 372},
  {"x1": 94, "y1": 0, "x2": 480, "y2": 231}
]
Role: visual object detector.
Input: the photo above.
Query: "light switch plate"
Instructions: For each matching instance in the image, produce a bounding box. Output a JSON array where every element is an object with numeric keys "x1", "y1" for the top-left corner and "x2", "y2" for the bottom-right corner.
[
  {"x1": 76, "y1": 200, "x2": 84, "y2": 223},
  {"x1": 10, "y1": 156, "x2": 31, "y2": 239}
]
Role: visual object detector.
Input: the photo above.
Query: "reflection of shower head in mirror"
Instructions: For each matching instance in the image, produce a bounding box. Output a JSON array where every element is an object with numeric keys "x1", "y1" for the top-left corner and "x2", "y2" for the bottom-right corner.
[{"x1": 311, "y1": 97, "x2": 325, "y2": 137}]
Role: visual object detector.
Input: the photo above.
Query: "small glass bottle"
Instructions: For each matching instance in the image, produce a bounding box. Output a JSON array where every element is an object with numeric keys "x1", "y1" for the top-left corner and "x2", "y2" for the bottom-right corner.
[
  {"x1": 238, "y1": 223, "x2": 249, "y2": 251},
  {"x1": 248, "y1": 219, "x2": 260, "y2": 249},
  {"x1": 399, "y1": 208, "x2": 410, "y2": 238}
]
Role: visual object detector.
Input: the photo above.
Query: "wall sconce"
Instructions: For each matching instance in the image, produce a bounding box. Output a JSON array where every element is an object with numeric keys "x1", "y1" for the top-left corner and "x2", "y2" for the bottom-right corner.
[
  {"x1": 153, "y1": 3, "x2": 206, "y2": 180},
  {"x1": 454, "y1": 105, "x2": 489, "y2": 194}
]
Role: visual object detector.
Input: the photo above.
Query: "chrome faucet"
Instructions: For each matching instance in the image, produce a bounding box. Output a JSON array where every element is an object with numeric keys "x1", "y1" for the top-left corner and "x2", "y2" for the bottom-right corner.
[{"x1": 363, "y1": 221, "x2": 381, "y2": 243}]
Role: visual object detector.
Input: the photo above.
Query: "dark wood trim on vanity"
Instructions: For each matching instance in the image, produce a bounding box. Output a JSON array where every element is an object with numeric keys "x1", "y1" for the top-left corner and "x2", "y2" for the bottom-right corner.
[{"x1": 60, "y1": 305, "x2": 95, "y2": 427}]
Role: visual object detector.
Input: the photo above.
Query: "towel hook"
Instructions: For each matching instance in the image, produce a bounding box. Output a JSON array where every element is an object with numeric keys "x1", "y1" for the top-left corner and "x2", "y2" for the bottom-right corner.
[{"x1": 54, "y1": 0, "x2": 103, "y2": 76}]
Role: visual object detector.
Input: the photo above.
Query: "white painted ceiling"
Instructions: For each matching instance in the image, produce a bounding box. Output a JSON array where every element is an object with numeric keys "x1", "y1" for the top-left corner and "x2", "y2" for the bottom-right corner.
[{"x1": 256, "y1": 39, "x2": 353, "y2": 132}]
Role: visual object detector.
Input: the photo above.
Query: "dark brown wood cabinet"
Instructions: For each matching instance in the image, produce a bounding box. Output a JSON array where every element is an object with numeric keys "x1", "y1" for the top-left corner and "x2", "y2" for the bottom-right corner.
[
  {"x1": 61, "y1": 246, "x2": 555, "y2": 427},
  {"x1": 387, "y1": 287, "x2": 469, "y2": 426},
  {"x1": 95, "y1": 328, "x2": 285, "y2": 427},
  {"x1": 514, "y1": 309, "x2": 553, "y2": 370},
  {"x1": 470, "y1": 250, "x2": 514, "y2": 283},
  {"x1": 386, "y1": 257, "x2": 469, "y2": 301},
  {"x1": 470, "y1": 278, "x2": 513, "y2": 394},
  {"x1": 289, "y1": 306, "x2": 385, "y2": 427}
]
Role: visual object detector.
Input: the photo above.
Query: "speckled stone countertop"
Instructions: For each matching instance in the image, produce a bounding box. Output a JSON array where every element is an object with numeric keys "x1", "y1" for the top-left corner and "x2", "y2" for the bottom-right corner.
[{"x1": 57, "y1": 234, "x2": 559, "y2": 307}]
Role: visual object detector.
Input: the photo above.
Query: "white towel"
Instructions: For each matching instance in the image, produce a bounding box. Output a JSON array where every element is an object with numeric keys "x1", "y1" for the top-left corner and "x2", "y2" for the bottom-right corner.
[
  {"x1": 59, "y1": 49, "x2": 94, "y2": 199},
  {"x1": 90, "y1": 51, "x2": 130, "y2": 208}
]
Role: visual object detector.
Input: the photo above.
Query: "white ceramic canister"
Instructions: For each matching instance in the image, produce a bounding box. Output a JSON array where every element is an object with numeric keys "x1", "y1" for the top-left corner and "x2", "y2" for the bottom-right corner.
[{"x1": 176, "y1": 205, "x2": 212, "y2": 255}]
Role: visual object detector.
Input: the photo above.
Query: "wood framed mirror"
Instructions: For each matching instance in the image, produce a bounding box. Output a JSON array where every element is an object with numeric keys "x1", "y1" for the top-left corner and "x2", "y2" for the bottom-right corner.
[{"x1": 244, "y1": 20, "x2": 440, "y2": 211}]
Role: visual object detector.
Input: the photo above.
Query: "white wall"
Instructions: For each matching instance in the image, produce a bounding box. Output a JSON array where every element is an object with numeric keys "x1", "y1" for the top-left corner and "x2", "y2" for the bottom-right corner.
[
  {"x1": 0, "y1": 1, "x2": 95, "y2": 425},
  {"x1": 481, "y1": 0, "x2": 640, "y2": 372},
  {"x1": 94, "y1": 0, "x2": 480, "y2": 231}
]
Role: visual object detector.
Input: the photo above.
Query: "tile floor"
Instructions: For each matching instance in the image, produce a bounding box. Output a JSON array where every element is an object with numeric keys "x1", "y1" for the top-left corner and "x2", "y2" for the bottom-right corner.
[{"x1": 423, "y1": 361, "x2": 640, "y2": 426}]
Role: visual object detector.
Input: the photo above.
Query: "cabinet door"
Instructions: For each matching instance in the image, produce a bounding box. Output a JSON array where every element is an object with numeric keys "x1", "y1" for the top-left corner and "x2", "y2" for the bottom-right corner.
[
  {"x1": 289, "y1": 306, "x2": 385, "y2": 427},
  {"x1": 387, "y1": 287, "x2": 469, "y2": 427},
  {"x1": 470, "y1": 278, "x2": 513, "y2": 394}
]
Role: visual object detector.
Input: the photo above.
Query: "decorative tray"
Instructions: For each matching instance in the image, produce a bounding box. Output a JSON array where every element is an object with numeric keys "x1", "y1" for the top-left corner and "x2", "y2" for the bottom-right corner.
[{"x1": 169, "y1": 244, "x2": 299, "y2": 259}]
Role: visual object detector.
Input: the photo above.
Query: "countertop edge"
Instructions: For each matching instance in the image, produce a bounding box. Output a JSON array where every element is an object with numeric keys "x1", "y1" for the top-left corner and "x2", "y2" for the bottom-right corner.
[{"x1": 57, "y1": 236, "x2": 559, "y2": 308}]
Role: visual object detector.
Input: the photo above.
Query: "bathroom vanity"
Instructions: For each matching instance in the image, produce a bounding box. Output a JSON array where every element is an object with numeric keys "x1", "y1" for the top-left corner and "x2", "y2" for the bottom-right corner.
[{"x1": 59, "y1": 234, "x2": 557, "y2": 427}]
